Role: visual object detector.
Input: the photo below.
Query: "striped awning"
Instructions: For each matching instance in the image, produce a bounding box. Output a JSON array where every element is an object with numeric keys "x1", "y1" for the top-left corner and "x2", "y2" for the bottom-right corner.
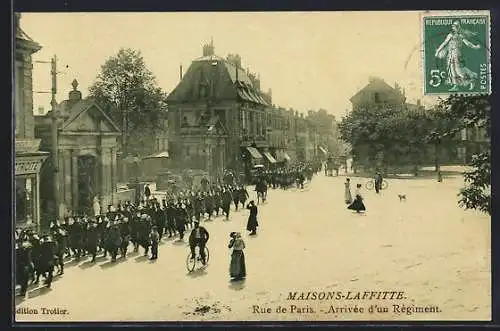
[
  {"x1": 318, "y1": 146, "x2": 328, "y2": 155},
  {"x1": 246, "y1": 147, "x2": 263, "y2": 159},
  {"x1": 263, "y1": 152, "x2": 277, "y2": 163}
]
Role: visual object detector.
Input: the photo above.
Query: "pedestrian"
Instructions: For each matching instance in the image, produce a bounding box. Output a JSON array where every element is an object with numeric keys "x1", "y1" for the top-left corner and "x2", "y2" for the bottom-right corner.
[
  {"x1": 374, "y1": 171, "x2": 382, "y2": 194},
  {"x1": 344, "y1": 178, "x2": 353, "y2": 204},
  {"x1": 246, "y1": 200, "x2": 258, "y2": 235},
  {"x1": 347, "y1": 184, "x2": 366, "y2": 213},
  {"x1": 93, "y1": 196, "x2": 101, "y2": 217},
  {"x1": 228, "y1": 232, "x2": 246, "y2": 280},
  {"x1": 149, "y1": 225, "x2": 160, "y2": 260},
  {"x1": 144, "y1": 184, "x2": 151, "y2": 201}
]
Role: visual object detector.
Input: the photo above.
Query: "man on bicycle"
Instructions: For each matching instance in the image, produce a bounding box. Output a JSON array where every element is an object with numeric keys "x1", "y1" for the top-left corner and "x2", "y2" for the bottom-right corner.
[{"x1": 189, "y1": 220, "x2": 209, "y2": 264}]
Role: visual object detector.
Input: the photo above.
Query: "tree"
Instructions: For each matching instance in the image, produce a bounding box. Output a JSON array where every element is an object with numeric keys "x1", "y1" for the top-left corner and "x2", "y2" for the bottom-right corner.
[
  {"x1": 338, "y1": 104, "x2": 433, "y2": 174},
  {"x1": 89, "y1": 48, "x2": 168, "y2": 157},
  {"x1": 430, "y1": 95, "x2": 491, "y2": 215}
]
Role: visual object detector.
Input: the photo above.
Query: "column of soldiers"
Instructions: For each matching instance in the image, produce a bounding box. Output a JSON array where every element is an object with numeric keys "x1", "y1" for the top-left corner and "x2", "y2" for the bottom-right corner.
[
  {"x1": 15, "y1": 161, "x2": 321, "y2": 298},
  {"x1": 258, "y1": 161, "x2": 320, "y2": 190}
]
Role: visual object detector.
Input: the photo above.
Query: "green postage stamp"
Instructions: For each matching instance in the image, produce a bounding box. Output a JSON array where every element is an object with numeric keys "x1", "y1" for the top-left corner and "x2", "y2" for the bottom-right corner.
[{"x1": 422, "y1": 12, "x2": 491, "y2": 95}]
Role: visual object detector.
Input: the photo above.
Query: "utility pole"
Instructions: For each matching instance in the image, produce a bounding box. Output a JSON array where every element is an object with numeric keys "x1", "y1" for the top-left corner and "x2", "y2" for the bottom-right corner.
[{"x1": 50, "y1": 55, "x2": 60, "y2": 220}]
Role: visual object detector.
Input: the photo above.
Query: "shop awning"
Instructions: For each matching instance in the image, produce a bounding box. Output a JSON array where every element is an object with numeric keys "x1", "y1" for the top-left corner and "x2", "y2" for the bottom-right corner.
[
  {"x1": 246, "y1": 147, "x2": 263, "y2": 159},
  {"x1": 263, "y1": 152, "x2": 277, "y2": 163},
  {"x1": 318, "y1": 146, "x2": 328, "y2": 155},
  {"x1": 143, "y1": 151, "x2": 169, "y2": 159}
]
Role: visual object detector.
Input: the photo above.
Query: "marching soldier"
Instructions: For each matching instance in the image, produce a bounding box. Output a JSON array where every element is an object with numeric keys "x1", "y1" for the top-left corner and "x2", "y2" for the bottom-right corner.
[{"x1": 149, "y1": 225, "x2": 160, "y2": 260}]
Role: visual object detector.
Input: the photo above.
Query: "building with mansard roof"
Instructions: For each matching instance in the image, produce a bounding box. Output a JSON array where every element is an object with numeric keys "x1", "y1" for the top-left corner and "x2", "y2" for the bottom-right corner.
[{"x1": 167, "y1": 41, "x2": 276, "y2": 179}]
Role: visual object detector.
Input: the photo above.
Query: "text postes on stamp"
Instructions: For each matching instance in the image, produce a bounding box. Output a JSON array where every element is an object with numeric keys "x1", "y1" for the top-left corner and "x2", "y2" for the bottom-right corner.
[{"x1": 422, "y1": 13, "x2": 491, "y2": 95}]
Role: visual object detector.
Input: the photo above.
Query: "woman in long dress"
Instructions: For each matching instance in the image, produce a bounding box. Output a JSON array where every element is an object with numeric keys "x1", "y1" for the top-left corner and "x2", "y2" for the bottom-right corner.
[
  {"x1": 435, "y1": 20, "x2": 481, "y2": 91},
  {"x1": 347, "y1": 184, "x2": 366, "y2": 213},
  {"x1": 344, "y1": 178, "x2": 353, "y2": 204},
  {"x1": 229, "y1": 232, "x2": 246, "y2": 280}
]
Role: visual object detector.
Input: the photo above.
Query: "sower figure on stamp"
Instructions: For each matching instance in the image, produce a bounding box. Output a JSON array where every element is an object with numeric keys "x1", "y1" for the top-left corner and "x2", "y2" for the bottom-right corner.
[{"x1": 435, "y1": 20, "x2": 481, "y2": 91}]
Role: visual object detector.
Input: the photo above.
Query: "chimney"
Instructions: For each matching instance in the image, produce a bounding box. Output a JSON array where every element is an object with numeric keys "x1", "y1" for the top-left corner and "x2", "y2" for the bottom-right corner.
[
  {"x1": 254, "y1": 75, "x2": 261, "y2": 91},
  {"x1": 180, "y1": 64, "x2": 183, "y2": 81},
  {"x1": 202, "y1": 39, "x2": 215, "y2": 57},
  {"x1": 68, "y1": 79, "x2": 82, "y2": 105}
]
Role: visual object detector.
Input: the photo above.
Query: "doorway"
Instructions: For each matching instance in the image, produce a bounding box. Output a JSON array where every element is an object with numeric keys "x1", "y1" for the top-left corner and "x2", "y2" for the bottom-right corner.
[{"x1": 77, "y1": 155, "x2": 97, "y2": 215}]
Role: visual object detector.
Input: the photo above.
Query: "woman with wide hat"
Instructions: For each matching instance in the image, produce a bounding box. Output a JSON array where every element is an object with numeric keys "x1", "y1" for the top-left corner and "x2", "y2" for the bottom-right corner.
[{"x1": 228, "y1": 232, "x2": 246, "y2": 280}]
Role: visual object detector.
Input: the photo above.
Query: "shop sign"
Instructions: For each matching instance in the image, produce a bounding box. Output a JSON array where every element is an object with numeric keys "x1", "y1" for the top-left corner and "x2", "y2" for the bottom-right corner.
[{"x1": 15, "y1": 160, "x2": 42, "y2": 175}]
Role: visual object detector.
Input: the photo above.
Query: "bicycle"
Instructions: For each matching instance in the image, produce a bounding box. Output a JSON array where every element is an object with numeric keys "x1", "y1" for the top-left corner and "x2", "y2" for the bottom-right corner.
[
  {"x1": 365, "y1": 179, "x2": 388, "y2": 190},
  {"x1": 186, "y1": 245, "x2": 210, "y2": 272}
]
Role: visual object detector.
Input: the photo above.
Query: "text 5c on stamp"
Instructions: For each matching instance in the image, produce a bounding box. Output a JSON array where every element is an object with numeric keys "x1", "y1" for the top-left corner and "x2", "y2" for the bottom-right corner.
[{"x1": 422, "y1": 13, "x2": 491, "y2": 95}]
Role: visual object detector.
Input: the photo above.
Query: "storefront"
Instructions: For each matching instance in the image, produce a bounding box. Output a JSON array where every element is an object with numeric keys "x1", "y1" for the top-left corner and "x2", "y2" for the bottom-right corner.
[{"x1": 15, "y1": 149, "x2": 49, "y2": 232}]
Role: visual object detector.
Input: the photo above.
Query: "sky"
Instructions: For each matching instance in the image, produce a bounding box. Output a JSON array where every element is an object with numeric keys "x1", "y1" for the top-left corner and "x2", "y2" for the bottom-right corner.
[{"x1": 21, "y1": 11, "x2": 441, "y2": 120}]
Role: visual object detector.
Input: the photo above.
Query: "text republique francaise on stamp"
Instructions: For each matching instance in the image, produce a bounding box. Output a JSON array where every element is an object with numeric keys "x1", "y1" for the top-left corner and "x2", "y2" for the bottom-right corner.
[{"x1": 422, "y1": 12, "x2": 491, "y2": 95}]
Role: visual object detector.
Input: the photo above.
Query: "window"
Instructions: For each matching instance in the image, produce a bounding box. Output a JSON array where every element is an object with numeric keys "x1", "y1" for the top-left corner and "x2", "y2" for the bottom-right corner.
[
  {"x1": 374, "y1": 92, "x2": 380, "y2": 103},
  {"x1": 15, "y1": 176, "x2": 35, "y2": 226},
  {"x1": 15, "y1": 63, "x2": 22, "y2": 136}
]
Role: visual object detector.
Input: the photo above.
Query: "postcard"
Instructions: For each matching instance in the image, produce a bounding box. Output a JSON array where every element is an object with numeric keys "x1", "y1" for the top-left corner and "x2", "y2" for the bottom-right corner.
[{"x1": 13, "y1": 10, "x2": 491, "y2": 322}]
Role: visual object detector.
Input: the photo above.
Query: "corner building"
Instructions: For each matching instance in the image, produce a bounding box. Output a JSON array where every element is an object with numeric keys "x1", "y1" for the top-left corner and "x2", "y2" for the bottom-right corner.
[{"x1": 167, "y1": 42, "x2": 274, "y2": 179}]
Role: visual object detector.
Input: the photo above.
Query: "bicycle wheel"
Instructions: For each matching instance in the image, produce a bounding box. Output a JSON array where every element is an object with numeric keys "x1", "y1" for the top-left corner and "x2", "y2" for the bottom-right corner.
[
  {"x1": 186, "y1": 252, "x2": 196, "y2": 272},
  {"x1": 204, "y1": 246, "x2": 210, "y2": 264},
  {"x1": 365, "y1": 181, "x2": 374, "y2": 190},
  {"x1": 381, "y1": 180, "x2": 388, "y2": 190}
]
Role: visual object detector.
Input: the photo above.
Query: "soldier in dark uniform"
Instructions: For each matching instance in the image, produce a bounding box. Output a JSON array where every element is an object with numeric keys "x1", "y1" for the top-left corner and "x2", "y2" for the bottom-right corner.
[
  {"x1": 106, "y1": 220, "x2": 122, "y2": 262},
  {"x1": 139, "y1": 215, "x2": 152, "y2": 256},
  {"x1": 222, "y1": 187, "x2": 233, "y2": 220},
  {"x1": 239, "y1": 185, "x2": 250, "y2": 207},
  {"x1": 119, "y1": 217, "x2": 131, "y2": 258},
  {"x1": 144, "y1": 184, "x2": 151, "y2": 201},
  {"x1": 193, "y1": 193, "x2": 203, "y2": 222},
  {"x1": 205, "y1": 191, "x2": 214, "y2": 220},
  {"x1": 175, "y1": 202, "x2": 187, "y2": 240},
  {"x1": 50, "y1": 221, "x2": 67, "y2": 275},
  {"x1": 37, "y1": 235, "x2": 56, "y2": 287},
  {"x1": 130, "y1": 212, "x2": 141, "y2": 251},
  {"x1": 149, "y1": 225, "x2": 160, "y2": 260},
  {"x1": 86, "y1": 221, "x2": 99, "y2": 263},
  {"x1": 16, "y1": 239, "x2": 33, "y2": 297},
  {"x1": 232, "y1": 185, "x2": 240, "y2": 211},
  {"x1": 213, "y1": 189, "x2": 221, "y2": 217},
  {"x1": 166, "y1": 201, "x2": 176, "y2": 237},
  {"x1": 185, "y1": 197, "x2": 194, "y2": 229},
  {"x1": 152, "y1": 203, "x2": 164, "y2": 240}
]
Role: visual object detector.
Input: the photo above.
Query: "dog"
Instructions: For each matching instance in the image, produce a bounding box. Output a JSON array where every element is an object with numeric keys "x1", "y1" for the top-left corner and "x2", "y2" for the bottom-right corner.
[{"x1": 398, "y1": 194, "x2": 406, "y2": 202}]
